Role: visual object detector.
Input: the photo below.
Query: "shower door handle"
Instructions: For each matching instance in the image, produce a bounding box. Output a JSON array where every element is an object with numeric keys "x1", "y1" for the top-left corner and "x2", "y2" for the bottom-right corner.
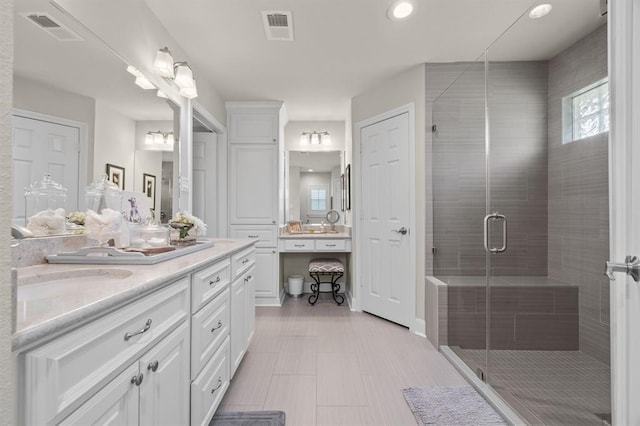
[
  {"x1": 483, "y1": 213, "x2": 507, "y2": 254},
  {"x1": 605, "y1": 256, "x2": 640, "y2": 282}
]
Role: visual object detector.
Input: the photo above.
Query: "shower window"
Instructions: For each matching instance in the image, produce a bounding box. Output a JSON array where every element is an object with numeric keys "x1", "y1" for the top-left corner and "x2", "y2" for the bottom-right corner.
[{"x1": 563, "y1": 78, "x2": 610, "y2": 142}]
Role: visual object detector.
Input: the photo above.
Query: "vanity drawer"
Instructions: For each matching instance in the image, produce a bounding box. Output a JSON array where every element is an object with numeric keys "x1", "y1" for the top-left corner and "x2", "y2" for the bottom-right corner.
[
  {"x1": 284, "y1": 239, "x2": 314, "y2": 251},
  {"x1": 316, "y1": 239, "x2": 347, "y2": 251},
  {"x1": 24, "y1": 278, "x2": 189, "y2": 425},
  {"x1": 191, "y1": 288, "x2": 230, "y2": 379},
  {"x1": 229, "y1": 225, "x2": 278, "y2": 247},
  {"x1": 191, "y1": 336, "x2": 230, "y2": 426},
  {"x1": 231, "y1": 245, "x2": 256, "y2": 279},
  {"x1": 192, "y1": 259, "x2": 231, "y2": 313}
]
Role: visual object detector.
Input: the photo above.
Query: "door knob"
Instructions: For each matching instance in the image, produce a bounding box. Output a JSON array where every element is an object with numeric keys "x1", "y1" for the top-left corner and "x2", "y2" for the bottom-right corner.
[
  {"x1": 606, "y1": 255, "x2": 640, "y2": 282},
  {"x1": 392, "y1": 227, "x2": 408, "y2": 235}
]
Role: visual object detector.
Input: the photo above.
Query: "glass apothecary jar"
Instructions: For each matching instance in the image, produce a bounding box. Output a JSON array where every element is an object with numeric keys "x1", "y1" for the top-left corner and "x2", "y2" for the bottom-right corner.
[
  {"x1": 129, "y1": 223, "x2": 170, "y2": 248},
  {"x1": 84, "y1": 175, "x2": 123, "y2": 246},
  {"x1": 24, "y1": 174, "x2": 67, "y2": 236}
]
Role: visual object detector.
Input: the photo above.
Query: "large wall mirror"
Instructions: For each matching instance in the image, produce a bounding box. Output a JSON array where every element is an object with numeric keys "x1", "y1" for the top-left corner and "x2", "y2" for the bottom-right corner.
[
  {"x1": 13, "y1": 0, "x2": 181, "y2": 232},
  {"x1": 287, "y1": 151, "x2": 343, "y2": 225}
]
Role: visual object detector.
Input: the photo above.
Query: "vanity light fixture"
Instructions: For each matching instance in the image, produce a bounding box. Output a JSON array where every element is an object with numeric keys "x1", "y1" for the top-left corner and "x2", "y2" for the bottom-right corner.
[
  {"x1": 300, "y1": 131, "x2": 331, "y2": 145},
  {"x1": 145, "y1": 131, "x2": 174, "y2": 147},
  {"x1": 529, "y1": 4, "x2": 552, "y2": 19},
  {"x1": 153, "y1": 46, "x2": 175, "y2": 78},
  {"x1": 157, "y1": 90, "x2": 169, "y2": 99},
  {"x1": 126, "y1": 65, "x2": 156, "y2": 90},
  {"x1": 387, "y1": 0, "x2": 415, "y2": 21},
  {"x1": 151, "y1": 47, "x2": 199, "y2": 99}
]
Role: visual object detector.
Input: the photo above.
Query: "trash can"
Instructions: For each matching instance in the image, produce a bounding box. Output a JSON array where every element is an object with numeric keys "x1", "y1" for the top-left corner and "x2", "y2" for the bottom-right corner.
[{"x1": 287, "y1": 275, "x2": 304, "y2": 297}]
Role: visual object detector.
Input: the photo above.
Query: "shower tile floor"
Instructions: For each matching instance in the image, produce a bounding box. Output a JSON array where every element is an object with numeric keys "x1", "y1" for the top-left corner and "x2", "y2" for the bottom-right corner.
[{"x1": 452, "y1": 347, "x2": 611, "y2": 425}]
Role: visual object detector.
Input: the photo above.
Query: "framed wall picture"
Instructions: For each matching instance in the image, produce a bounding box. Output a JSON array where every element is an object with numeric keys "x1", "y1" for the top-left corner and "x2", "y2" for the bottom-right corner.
[
  {"x1": 106, "y1": 163, "x2": 125, "y2": 190},
  {"x1": 345, "y1": 164, "x2": 351, "y2": 210},
  {"x1": 340, "y1": 173, "x2": 346, "y2": 212},
  {"x1": 143, "y1": 173, "x2": 156, "y2": 210}
]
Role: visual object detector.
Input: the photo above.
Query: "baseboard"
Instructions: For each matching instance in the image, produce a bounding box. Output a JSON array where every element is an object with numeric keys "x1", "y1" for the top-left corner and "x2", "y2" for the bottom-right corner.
[
  {"x1": 255, "y1": 295, "x2": 283, "y2": 307},
  {"x1": 412, "y1": 318, "x2": 426, "y2": 338}
]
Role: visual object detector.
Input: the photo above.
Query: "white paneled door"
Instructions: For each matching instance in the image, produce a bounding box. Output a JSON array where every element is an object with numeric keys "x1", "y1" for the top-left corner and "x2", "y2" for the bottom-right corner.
[
  {"x1": 360, "y1": 111, "x2": 411, "y2": 327},
  {"x1": 609, "y1": 0, "x2": 640, "y2": 423},
  {"x1": 12, "y1": 115, "x2": 80, "y2": 225}
]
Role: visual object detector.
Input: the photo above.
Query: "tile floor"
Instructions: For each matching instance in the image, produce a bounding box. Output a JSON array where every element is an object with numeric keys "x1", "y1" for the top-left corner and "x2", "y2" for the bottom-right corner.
[
  {"x1": 219, "y1": 295, "x2": 467, "y2": 425},
  {"x1": 452, "y1": 348, "x2": 611, "y2": 426}
]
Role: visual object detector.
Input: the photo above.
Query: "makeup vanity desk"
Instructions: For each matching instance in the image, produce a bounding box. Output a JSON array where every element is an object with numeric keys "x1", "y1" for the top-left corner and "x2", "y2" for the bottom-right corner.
[{"x1": 278, "y1": 228, "x2": 351, "y2": 298}]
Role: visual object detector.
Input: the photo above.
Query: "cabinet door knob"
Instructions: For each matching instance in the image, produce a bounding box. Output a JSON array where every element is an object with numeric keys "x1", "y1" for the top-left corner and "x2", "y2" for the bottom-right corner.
[
  {"x1": 131, "y1": 373, "x2": 144, "y2": 386},
  {"x1": 148, "y1": 361, "x2": 159, "y2": 372},
  {"x1": 211, "y1": 320, "x2": 223, "y2": 332},
  {"x1": 124, "y1": 319, "x2": 152, "y2": 341},
  {"x1": 211, "y1": 377, "x2": 223, "y2": 393}
]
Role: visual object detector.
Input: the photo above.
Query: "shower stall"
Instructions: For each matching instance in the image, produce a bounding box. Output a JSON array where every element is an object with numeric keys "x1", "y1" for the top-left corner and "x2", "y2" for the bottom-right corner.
[{"x1": 430, "y1": 6, "x2": 611, "y2": 425}]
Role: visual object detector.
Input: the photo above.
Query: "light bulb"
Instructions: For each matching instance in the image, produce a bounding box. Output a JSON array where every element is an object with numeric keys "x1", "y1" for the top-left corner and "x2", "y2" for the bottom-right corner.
[{"x1": 153, "y1": 47, "x2": 175, "y2": 78}]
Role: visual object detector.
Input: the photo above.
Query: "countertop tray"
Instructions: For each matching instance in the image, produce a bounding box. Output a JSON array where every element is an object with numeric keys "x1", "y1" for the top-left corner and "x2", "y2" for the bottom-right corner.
[{"x1": 46, "y1": 241, "x2": 214, "y2": 265}]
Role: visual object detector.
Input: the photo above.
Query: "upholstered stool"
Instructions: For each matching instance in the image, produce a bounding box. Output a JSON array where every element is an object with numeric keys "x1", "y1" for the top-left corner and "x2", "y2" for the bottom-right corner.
[{"x1": 308, "y1": 258, "x2": 344, "y2": 305}]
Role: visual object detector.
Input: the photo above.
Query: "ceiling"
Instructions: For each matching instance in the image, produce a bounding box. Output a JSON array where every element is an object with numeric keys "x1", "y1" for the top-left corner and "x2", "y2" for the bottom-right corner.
[{"x1": 13, "y1": 0, "x2": 606, "y2": 123}]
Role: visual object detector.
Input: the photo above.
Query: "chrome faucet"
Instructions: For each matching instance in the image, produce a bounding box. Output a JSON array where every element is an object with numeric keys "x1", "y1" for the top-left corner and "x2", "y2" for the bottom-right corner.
[{"x1": 11, "y1": 224, "x2": 33, "y2": 239}]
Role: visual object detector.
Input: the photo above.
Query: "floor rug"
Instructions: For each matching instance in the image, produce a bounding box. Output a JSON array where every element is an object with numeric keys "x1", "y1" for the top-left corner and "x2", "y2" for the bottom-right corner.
[
  {"x1": 209, "y1": 410, "x2": 286, "y2": 426},
  {"x1": 403, "y1": 386, "x2": 507, "y2": 426}
]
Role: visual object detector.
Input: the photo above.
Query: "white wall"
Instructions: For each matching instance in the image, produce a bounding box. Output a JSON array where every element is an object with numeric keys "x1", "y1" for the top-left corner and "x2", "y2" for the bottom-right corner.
[
  {"x1": 1, "y1": 0, "x2": 15, "y2": 422},
  {"x1": 299, "y1": 172, "x2": 332, "y2": 223},
  {"x1": 351, "y1": 64, "x2": 427, "y2": 324},
  {"x1": 93, "y1": 101, "x2": 136, "y2": 191},
  {"x1": 289, "y1": 166, "x2": 301, "y2": 221},
  {"x1": 13, "y1": 75, "x2": 96, "y2": 183}
]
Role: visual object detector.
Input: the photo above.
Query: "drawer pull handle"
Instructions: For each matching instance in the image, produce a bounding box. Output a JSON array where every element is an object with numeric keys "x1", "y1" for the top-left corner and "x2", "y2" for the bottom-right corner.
[
  {"x1": 248, "y1": 235, "x2": 259, "y2": 238},
  {"x1": 325, "y1": 244, "x2": 336, "y2": 247},
  {"x1": 294, "y1": 244, "x2": 305, "y2": 247},
  {"x1": 209, "y1": 276, "x2": 221, "y2": 285},
  {"x1": 244, "y1": 274, "x2": 253, "y2": 283},
  {"x1": 148, "y1": 360, "x2": 159, "y2": 372},
  {"x1": 131, "y1": 373, "x2": 144, "y2": 386},
  {"x1": 211, "y1": 377, "x2": 223, "y2": 393},
  {"x1": 242, "y1": 258, "x2": 250, "y2": 264},
  {"x1": 211, "y1": 320, "x2": 223, "y2": 332},
  {"x1": 124, "y1": 319, "x2": 152, "y2": 341}
]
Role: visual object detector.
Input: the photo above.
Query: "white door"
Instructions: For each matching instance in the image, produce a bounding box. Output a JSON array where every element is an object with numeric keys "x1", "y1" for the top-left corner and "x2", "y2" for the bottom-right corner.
[
  {"x1": 360, "y1": 111, "x2": 412, "y2": 327},
  {"x1": 12, "y1": 115, "x2": 80, "y2": 225},
  {"x1": 138, "y1": 323, "x2": 190, "y2": 426},
  {"x1": 59, "y1": 364, "x2": 139, "y2": 425},
  {"x1": 193, "y1": 132, "x2": 217, "y2": 236},
  {"x1": 609, "y1": 1, "x2": 640, "y2": 423}
]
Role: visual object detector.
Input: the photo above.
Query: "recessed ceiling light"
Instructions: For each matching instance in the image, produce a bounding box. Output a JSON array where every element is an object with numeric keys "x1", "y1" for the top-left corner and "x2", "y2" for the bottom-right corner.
[
  {"x1": 529, "y1": 4, "x2": 552, "y2": 19},
  {"x1": 387, "y1": 1, "x2": 415, "y2": 21}
]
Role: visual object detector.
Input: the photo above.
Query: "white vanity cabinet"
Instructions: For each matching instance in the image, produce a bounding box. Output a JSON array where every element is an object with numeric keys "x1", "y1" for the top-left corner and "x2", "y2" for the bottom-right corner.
[
  {"x1": 18, "y1": 241, "x2": 257, "y2": 426},
  {"x1": 227, "y1": 101, "x2": 286, "y2": 307},
  {"x1": 23, "y1": 278, "x2": 190, "y2": 425}
]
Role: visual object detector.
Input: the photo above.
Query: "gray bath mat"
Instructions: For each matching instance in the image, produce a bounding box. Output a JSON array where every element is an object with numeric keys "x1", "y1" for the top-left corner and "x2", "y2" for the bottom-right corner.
[
  {"x1": 209, "y1": 410, "x2": 286, "y2": 426},
  {"x1": 403, "y1": 386, "x2": 506, "y2": 425}
]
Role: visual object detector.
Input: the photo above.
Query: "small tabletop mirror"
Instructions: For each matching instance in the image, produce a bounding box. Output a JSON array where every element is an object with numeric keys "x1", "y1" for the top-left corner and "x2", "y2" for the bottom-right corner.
[{"x1": 326, "y1": 209, "x2": 340, "y2": 225}]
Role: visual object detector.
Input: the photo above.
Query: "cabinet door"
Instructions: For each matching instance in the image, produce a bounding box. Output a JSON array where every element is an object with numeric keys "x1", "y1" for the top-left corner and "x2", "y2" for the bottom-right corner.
[
  {"x1": 139, "y1": 322, "x2": 190, "y2": 426},
  {"x1": 254, "y1": 248, "x2": 280, "y2": 304},
  {"x1": 230, "y1": 275, "x2": 247, "y2": 377},
  {"x1": 245, "y1": 270, "x2": 256, "y2": 347},
  {"x1": 229, "y1": 112, "x2": 278, "y2": 144},
  {"x1": 59, "y1": 364, "x2": 139, "y2": 426},
  {"x1": 229, "y1": 144, "x2": 278, "y2": 224}
]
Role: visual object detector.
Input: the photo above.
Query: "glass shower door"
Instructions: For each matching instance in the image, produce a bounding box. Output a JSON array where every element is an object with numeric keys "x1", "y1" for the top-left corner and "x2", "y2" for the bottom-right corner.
[{"x1": 432, "y1": 56, "x2": 489, "y2": 379}]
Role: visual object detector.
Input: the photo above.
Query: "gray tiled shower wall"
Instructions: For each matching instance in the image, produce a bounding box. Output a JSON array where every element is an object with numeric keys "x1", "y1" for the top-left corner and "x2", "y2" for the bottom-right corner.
[{"x1": 427, "y1": 24, "x2": 609, "y2": 364}]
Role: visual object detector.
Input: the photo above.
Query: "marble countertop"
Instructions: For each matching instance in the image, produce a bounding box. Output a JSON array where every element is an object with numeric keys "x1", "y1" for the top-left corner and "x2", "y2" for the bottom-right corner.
[
  {"x1": 279, "y1": 232, "x2": 351, "y2": 239},
  {"x1": 13, "y1": 238, "x2": 254, "y2": 352}
]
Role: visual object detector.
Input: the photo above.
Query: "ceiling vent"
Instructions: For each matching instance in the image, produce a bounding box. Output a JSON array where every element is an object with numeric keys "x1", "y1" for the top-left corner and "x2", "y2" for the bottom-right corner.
[
  {"x1": 21, "y1": 12, "x2": 83, "y2": 42},
  {"x1": 261, "y1": 11, "x2": 294, "y2": 41}
]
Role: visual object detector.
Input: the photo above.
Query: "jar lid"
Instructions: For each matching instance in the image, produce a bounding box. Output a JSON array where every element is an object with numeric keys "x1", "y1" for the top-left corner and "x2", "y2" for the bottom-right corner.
[
  {"x1": 85, "y1": 174, "x2": 120, "y2": 197},
  {"x1": 24, "y1": 174, "x2": 67, "y2": 197}
]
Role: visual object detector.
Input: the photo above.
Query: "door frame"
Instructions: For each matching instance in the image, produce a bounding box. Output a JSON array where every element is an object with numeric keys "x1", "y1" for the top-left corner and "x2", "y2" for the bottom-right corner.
[
  {"x1": 11, "y1": 108, "x2": 88, "y2": 208},
  {"x1": 353, "y1": 102, "x2": 417, "y2": 333},
  {"x1": 609, "y1": 0, "x2": 638, "y2": 423}
]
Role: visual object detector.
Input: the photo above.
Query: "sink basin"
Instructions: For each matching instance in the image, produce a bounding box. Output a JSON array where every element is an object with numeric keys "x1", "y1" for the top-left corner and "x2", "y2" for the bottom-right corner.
[{"x1": 18, "y1": 268, "x2": 133, "y2": 302}]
